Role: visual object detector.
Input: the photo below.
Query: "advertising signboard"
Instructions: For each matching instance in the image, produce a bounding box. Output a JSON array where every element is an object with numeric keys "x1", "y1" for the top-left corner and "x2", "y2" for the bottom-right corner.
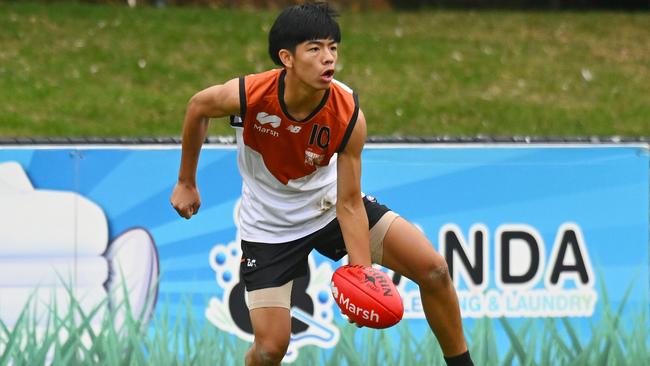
[{"x1": 1, "y1": 143, "x2": 647, "y2": 363}]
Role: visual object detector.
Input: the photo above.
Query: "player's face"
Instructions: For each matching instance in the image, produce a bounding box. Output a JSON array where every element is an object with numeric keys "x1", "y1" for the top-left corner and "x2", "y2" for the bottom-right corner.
[{"x1": 292, "y1": 38, "x2": 338, "y2": 90}]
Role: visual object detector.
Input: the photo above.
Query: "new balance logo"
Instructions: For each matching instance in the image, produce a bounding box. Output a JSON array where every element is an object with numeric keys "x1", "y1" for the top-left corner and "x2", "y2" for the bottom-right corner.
[
  {"x1": 286, "y1": 125, "x2": 302, "y2": 133},
  {"x1": 256, "y1": 112, "x2": 281, "y2": 128}
]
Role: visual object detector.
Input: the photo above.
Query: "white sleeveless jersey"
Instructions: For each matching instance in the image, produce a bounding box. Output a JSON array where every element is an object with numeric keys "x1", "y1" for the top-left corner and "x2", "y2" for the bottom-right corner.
[{"x1": 230, "y1": 69, "x2": 359, "y2": 243}]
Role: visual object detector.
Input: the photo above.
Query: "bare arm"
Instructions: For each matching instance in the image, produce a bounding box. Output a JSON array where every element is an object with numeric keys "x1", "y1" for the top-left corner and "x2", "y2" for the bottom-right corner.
[
  {"x1": 171, "y1": 78, "x2": 240, "y2": 219},
  {"x1": 337, "y1": 110, "x2": 371, "y2": 266}
]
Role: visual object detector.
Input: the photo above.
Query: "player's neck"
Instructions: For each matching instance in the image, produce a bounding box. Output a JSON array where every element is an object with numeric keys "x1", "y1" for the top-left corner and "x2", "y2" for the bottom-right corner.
[{"x1": 282, "y1": 70, "x2": 327, "y2": 121}]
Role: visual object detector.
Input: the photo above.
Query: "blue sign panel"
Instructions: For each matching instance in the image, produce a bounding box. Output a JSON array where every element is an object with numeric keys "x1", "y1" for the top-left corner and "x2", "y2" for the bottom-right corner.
[{"x1": 0, "y1": 144, "x2": 647, "y2": 363}]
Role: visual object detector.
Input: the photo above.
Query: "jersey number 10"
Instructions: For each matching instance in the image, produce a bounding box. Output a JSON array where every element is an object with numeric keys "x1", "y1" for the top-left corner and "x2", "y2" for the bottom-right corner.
[{"x1": 308, "y1": 124, "x2": 330, "y2": 149}]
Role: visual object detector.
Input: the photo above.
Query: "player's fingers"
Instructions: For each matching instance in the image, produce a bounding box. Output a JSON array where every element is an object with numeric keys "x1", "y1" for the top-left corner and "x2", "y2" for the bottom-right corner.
[
  {"x1": 184, "y1": 206, "x2": 194, "y2": 219},
  {"x1": 172, "y1": 204, "x2": 182, "y2": 217},
  {"x1": 171, "y1": 201, "x2": 184, "y2": 216},
  {"x1": 346, "y1": 317, "x2": 363, "y2": 328},
  {"x1": 173, "y1": 204, "x2": 192, "y2": 219}
]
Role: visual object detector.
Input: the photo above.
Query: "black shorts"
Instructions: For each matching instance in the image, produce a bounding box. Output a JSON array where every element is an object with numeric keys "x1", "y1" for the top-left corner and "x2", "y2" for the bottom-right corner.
[{"x1": 239, "y1": 195, "x2": 391, "y2": 291}]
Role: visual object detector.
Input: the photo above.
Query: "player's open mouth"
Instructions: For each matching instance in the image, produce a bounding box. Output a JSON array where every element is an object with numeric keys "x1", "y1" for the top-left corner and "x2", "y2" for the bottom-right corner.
[{"x1": 321, "y1": 69, "x2": 334, "y2": 82}]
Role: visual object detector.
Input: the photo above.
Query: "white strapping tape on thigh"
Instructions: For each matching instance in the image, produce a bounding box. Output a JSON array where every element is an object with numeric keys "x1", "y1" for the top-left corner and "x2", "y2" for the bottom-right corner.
[{"x1": 246, "y1": 280, "x2": 294, "y2": 310}]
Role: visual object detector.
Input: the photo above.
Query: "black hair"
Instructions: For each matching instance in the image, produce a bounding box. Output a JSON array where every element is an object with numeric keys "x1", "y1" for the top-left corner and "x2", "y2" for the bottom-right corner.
[{"x1": 268, "y1": 2, "x2": 341, "y2": 66}]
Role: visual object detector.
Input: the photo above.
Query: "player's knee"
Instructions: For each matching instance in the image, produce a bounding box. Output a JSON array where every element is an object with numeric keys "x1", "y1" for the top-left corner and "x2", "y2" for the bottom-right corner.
[
  {"x1": 414, "y1": 253, "x2": 451, "y2": 292},
  {"x1": 254, "y1": 338, "x2": 289, "y2": 364}
]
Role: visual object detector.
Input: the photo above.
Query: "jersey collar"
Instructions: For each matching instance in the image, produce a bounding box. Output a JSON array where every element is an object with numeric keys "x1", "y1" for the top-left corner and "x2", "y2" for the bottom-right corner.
[{"x1": 278, "y1": 69, "x2": 330, "y2": 123}]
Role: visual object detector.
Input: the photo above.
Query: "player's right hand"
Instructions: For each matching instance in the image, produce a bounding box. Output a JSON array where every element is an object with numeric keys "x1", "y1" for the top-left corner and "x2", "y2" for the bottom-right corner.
[
  {"x1": 170, "y1": 182, "x2": 201, "y2": 219},
  {"x1": 346, "y1": 316, "x2": 364, "y2": 328}
]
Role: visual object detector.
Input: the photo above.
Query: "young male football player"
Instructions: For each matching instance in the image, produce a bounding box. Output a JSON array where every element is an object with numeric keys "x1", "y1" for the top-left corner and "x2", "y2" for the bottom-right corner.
[{"x1": 171, "y1": 3, "x2": 474, "y2": 365}]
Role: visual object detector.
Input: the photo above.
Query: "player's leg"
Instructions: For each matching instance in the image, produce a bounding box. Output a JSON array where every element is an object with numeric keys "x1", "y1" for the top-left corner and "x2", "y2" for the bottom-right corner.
[
  {"x1": 240, "y1": 237, "x2": 312, "y2": 365},
  {"x1": 245, "y1": 306, "x2": 291, "y2": 366},
  {"x1": 244, "y1": 281, "x2": 294, "y2": 365},
  {"x1": 379, "y1": 216, "x2": 470, "y2": 361}
]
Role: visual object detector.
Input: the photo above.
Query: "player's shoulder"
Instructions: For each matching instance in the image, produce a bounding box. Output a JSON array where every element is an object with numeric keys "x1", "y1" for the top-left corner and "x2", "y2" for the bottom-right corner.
[
  {"x1": 331, "y1": 78, "x2": 354, "y2": 96},
  {"x1": 329, "y1": 78, "x2": 358, "y2": 111},
  {"x1": 242, "y1": 69, "x2": 282, "y2": 100},
  {"x1": 325, "y1": 78, "x2": 358, "y2": 121},
  {"x1": 244, "y1": 68, "x2": 283, "y2": 84}
]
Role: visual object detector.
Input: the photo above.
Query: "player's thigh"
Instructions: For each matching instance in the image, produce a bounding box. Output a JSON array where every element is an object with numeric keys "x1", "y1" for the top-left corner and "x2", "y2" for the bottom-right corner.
[
  {"x1": 381, "y1": 217, "x2": 448, "y2": 286},
  {"x1": 249, "y1": 306, "x2": 291, "y2": 348}
]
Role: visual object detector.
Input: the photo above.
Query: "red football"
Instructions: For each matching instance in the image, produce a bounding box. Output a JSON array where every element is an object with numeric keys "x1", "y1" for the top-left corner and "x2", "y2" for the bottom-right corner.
[{"x1": 331, "y1": 264, "x2": 403, "y2": 329}]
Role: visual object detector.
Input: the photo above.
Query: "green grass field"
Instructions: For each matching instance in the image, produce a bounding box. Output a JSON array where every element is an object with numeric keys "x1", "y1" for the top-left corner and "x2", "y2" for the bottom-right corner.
[{"x1": 1, "y1": 1, "x2": 649, "y2": 137}]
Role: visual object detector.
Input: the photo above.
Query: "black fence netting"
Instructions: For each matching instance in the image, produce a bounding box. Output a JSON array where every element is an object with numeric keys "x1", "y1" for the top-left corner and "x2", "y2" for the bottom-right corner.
[{"x1": 1, "y1": 136, "x2": 648, "y2": 145}]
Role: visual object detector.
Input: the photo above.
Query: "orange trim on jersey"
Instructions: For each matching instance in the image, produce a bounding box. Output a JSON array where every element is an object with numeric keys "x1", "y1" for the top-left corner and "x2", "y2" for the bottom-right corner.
[{"x1": 240, "y1": 69, "x2": 358, "y2": 185}]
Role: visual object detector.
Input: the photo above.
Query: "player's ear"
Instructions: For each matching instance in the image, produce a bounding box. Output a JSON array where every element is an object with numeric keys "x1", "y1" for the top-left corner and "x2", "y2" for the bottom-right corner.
[{"x1": 278, "y1": 49, "x2": 293, "y2": 68}]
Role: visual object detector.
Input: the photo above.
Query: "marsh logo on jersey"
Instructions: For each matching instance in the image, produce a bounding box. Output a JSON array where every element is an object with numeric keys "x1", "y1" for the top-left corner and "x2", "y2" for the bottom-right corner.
[
  {"x1": 254, "y1": 112, "x2": 281, "y2": 137},
  {"x1": 206, "y1": 200, "x2": 340, "y2": 363},
  {"x1": 256, "y1": 112, "x2": 281, "y2": 128}
]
